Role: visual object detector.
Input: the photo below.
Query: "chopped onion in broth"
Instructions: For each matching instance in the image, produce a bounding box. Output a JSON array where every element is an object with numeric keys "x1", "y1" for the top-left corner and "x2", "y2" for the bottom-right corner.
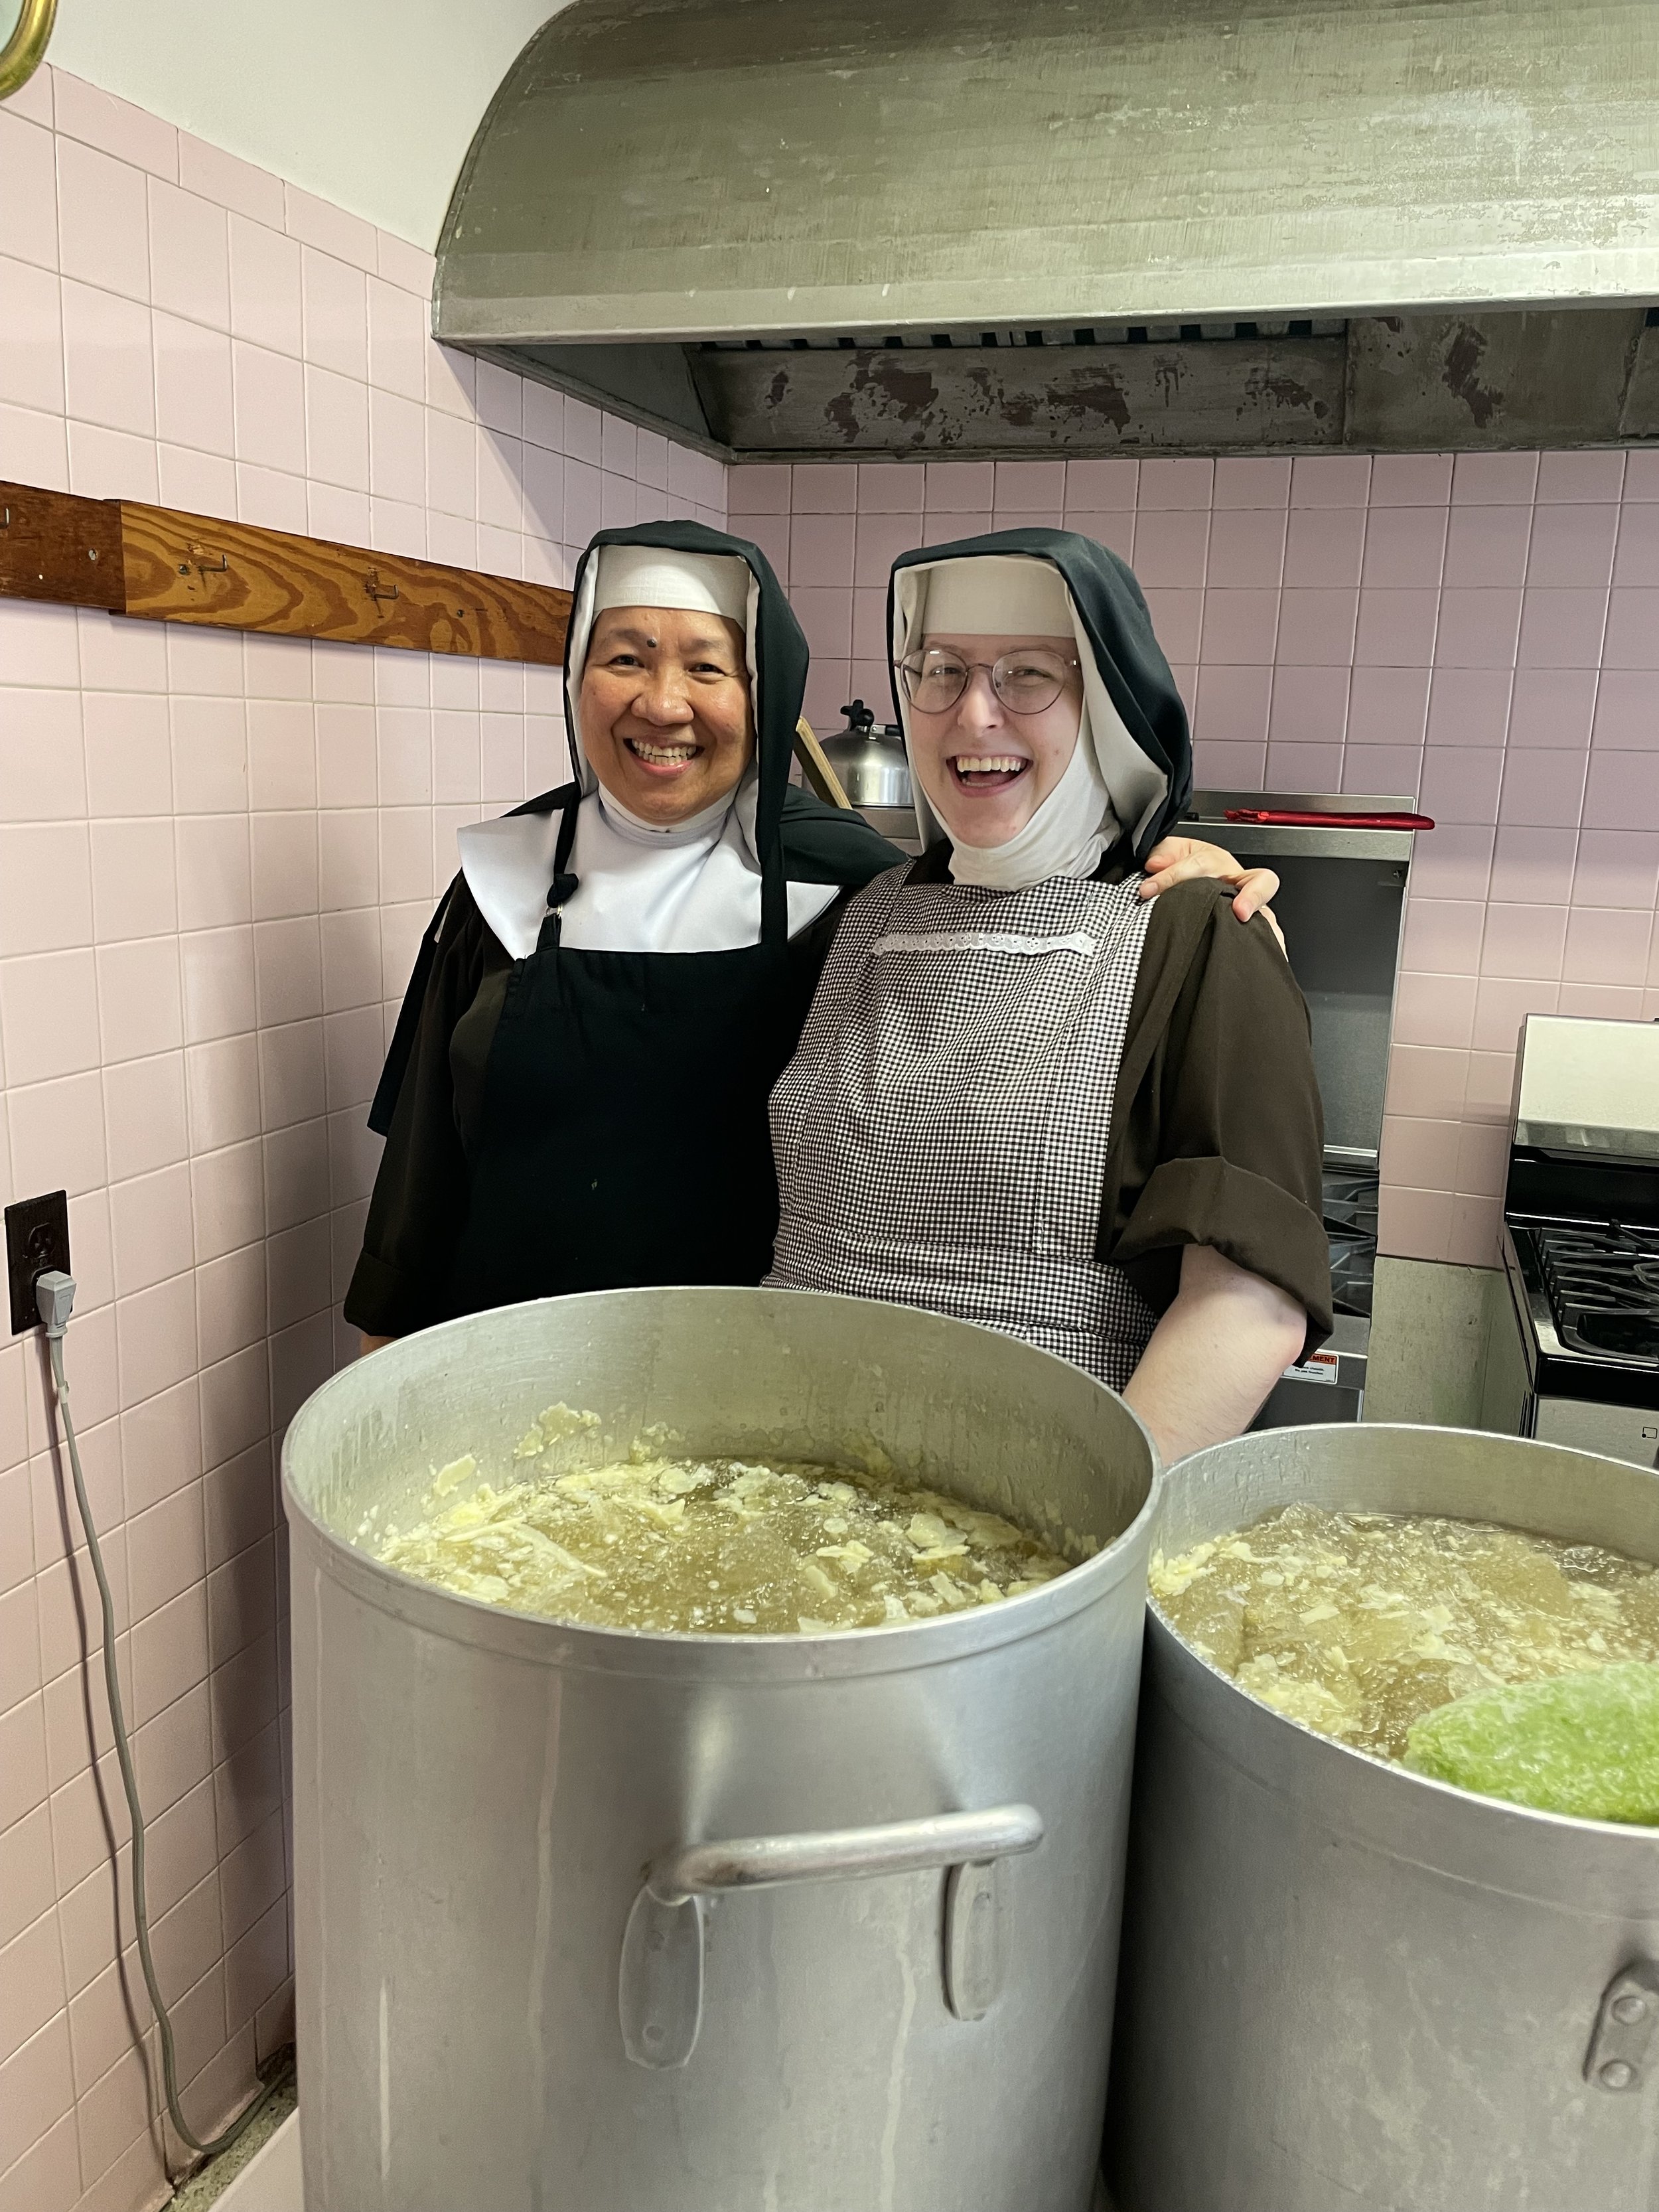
[
  {"x1": 376, "y1": 1415, "x2": 1076, "y2": 1635},
  {"x1": 1151, "y1": 1504, "x2": 1659, "y2": 1763}
]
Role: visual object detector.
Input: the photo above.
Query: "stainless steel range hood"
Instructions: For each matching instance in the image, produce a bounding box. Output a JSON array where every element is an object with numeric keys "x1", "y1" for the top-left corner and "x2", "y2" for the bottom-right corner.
[{"x1": 435, "y1": 0, "x2": 1659, "y2": 459}]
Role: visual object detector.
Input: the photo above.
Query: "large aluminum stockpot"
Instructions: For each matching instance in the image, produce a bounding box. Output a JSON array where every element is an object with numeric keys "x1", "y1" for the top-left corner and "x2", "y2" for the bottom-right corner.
[
  {"x1": 281, "y1": 1287, "x2": 1159, "y2": 2212},
  {"x1": 1107, "y1": 1423, "x2": 1659, "y2": 2212}
]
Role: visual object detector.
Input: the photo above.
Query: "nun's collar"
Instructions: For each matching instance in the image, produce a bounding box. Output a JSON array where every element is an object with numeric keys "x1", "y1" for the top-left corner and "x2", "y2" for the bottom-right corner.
[
  {"x1": 597, "y1": 785, "x2": 737, "y2": 848},
  {"x1": 908, "y1": 830, "x2": 1137, "y2": 889}
]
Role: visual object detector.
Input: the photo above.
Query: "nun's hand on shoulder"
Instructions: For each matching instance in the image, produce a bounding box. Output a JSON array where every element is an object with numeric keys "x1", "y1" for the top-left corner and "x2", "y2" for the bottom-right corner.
[{"x1": 1138, "y1": 837, "x2": 1286, "y2": 954}]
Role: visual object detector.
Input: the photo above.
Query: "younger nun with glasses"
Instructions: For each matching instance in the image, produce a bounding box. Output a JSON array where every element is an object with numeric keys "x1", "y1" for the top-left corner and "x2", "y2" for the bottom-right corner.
[{"x1": 766, "y1": 528, "x2": 1331, "y2": 1465}]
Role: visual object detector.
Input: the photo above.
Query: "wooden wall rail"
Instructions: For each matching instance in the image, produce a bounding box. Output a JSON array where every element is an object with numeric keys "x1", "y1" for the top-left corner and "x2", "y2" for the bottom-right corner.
[{"x1": 0, "y1": 479, "x2": 572, "y2": 664}]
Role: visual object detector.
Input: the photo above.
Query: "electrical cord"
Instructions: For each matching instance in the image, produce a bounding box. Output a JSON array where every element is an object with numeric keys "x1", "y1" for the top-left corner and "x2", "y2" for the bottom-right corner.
[{"x1": 36, "y1": 1270, "x2": 277, "y2": 2172}]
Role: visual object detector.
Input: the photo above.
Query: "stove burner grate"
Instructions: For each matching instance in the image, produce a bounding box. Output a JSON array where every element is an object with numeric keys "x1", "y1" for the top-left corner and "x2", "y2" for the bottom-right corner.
[{"x1": 1534, "y1": 1222, "x2": 1659, "y2": 1365}]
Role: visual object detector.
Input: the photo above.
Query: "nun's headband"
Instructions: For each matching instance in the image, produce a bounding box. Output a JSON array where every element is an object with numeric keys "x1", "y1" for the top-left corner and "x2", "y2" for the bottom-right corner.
[{"x1": 591, "y1": 545, "x2": 750, "y2": 626}]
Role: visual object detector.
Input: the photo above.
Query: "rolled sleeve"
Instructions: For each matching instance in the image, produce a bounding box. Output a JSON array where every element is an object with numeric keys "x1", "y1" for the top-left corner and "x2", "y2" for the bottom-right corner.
[
  {"x1": 1114, "y1": 1157, "x2": 1334, "y2": 1343},
  {"x1": 342, "y1": 1247, "x2": 420, "y2": 1337},
  {"x1": 1099, "y1": 881, "x2": 1333, "y2": 1354}
]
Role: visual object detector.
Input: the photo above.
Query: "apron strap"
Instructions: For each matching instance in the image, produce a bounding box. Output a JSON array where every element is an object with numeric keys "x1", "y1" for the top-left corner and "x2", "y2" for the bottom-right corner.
[
  {"x1": 760, "y1": 830, "x2": 787, "y2": 946},
  {"x1": 536, "y1": 791, "x2": 583, "y2": 952}
]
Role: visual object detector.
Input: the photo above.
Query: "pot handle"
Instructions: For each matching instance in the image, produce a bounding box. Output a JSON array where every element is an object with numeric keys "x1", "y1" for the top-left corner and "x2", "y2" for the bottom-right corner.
[
  {"x1": 620, "y1": 1803, "x2": 1043, "y2": 2068},
  {"x1": 1585, "y1": 1958, "x2": 1659, "y2": 2091}
]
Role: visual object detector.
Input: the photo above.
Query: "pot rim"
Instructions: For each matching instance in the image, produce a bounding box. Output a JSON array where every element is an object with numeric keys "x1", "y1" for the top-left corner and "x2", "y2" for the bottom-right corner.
[
  {"x1": 1148, "y1": 1422, "x2": 1659, "y2": 1865},
  {"x1": 1148, "y1": 1607, "x2": 1659, "y2": 1858},
  {"x1": 281, "y1": 1287, "x2": 1162, "y2": 1684}
]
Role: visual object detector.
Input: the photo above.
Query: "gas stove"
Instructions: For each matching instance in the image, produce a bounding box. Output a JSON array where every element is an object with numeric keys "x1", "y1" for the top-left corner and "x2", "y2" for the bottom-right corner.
[
  {"x1": 1506, "y1": 1218, "x2": 1659, "y2": 1388},
  {"x1": 1530, "y1": 1220, "x2": 1659, "y2": 1364},
  {"x1": 1490, "y1": 1016, "x2": 1659, "y2": 1470}
]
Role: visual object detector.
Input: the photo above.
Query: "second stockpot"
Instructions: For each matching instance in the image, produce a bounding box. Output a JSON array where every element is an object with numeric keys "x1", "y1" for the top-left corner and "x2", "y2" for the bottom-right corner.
[
  {"x1": 1108, "y1": 1422, "x2": 1659, "y2": 2212},
  {"x1": 282, "y1": 1287, "x2": 1159, "y2": 2212}
]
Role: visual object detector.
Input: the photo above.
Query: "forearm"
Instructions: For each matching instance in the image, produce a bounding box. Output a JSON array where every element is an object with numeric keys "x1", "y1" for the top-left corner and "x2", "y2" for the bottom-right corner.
[
  {"x1": 359, "y1": 1333, "x2": 396, "y2": 1356},
  {"x1": 1123, "y1": 1244, "x2": 1307, "y2": 1465}
]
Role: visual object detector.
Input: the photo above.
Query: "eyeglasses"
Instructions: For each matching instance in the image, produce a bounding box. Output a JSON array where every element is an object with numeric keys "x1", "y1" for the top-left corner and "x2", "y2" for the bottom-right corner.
[{"x1": 899, "y1": 646, "x2": 1080, "y2": 715}]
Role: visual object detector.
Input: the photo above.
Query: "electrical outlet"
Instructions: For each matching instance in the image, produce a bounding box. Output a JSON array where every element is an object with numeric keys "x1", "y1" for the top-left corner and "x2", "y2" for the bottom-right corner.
[{"x1": 6, "y1": 1189, "x2": 70, "y2": 1334}]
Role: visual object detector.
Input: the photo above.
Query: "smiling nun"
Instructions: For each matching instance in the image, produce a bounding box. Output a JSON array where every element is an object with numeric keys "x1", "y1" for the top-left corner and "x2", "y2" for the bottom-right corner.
[
  {"x1": 345, "y1": 522, "x2": 899, "y2": 1333},
  {"x1": 765, "y1": 528, "x2": 1331, "y2": 1464},
  {"x1": 346, "y1": 520, "x2": 1283, "y2": 1345}
]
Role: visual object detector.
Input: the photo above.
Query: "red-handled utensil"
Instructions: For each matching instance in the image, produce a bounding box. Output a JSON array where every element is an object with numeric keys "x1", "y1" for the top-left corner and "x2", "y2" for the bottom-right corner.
[{"x1": 1224, "y1": 808, "x2": 1435, "y2": 830}]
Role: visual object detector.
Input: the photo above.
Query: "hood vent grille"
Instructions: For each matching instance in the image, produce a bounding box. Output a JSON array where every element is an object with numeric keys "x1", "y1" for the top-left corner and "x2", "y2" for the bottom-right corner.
[{"x1": 699, "y1": 320, "x2": 1351, "y2": 356}]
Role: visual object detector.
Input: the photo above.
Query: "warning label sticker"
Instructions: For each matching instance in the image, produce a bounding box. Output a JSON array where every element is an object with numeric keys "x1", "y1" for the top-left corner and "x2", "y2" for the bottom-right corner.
[{"x1": 1282, "y1": 1349, "x2": 1341, "y2": 1385}]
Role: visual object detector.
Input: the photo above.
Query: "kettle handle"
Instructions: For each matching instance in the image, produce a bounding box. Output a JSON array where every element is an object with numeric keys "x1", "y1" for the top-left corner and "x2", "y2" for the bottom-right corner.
[{"x1": 620, "y1": 1803, "x2": 1043, "y2": 2067}]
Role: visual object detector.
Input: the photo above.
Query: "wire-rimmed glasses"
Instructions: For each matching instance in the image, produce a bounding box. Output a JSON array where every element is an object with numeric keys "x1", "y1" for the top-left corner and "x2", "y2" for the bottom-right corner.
[{"x1": 899, "y1": 645, "x2": 1080, "y2": 715}]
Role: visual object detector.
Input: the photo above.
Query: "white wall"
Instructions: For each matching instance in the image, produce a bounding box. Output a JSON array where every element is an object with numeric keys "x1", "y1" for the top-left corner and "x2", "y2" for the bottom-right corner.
[{"x1": 27, "y1": 0, "x2": 561, "y2": 244}]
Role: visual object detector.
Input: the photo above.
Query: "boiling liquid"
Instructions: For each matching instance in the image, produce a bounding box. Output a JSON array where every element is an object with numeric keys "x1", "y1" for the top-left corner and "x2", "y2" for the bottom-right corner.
[
  {"x1": 375, "y1": 1414, "x2": 1074, "y2": 1635},
  {"x1": 1151, "y1": 1505, "x2": 1659, "y2": 1761}
]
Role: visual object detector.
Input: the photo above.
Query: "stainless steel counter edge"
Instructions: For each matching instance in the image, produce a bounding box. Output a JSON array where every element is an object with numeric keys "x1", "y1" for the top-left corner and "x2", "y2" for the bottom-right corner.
[{"x1": 1179, "y1": 822, "x2": 1415, "y2": 860}]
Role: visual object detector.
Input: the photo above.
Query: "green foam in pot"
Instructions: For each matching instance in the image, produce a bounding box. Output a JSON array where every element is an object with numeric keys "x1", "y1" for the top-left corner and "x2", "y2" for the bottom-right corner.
[{"x1": 1404, "y1": 1662, "x2": 1659, "y2": 1824}]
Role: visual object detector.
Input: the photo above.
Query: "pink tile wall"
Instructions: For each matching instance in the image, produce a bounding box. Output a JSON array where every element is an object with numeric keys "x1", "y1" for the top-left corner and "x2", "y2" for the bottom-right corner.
[
  {"x1": 733, "y1": 447, "x2": 1659, "y2": 1274},
  {"x1": 0, "y1": 66, "x2": 725, "y2": 2212}
]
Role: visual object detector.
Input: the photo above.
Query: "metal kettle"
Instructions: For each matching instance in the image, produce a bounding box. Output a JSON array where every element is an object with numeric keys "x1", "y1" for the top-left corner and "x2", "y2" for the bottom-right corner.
[{"x1": 820, "y1": 699, "x2": 913, "y2": 810}]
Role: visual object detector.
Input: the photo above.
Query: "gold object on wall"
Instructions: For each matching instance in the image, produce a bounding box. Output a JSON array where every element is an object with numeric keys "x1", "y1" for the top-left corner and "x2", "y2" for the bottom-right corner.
[{"x1": 0, "y1": 0, "x2": 57, "y2": 103}]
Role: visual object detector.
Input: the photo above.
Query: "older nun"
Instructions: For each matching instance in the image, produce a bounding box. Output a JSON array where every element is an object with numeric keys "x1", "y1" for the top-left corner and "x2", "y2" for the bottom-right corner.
[
  {"x1": 346, "y1": 520, "x2": 1281, "y2": 1340},
  {"x1": 346, "y1": 522, "x2": 899, "y2": 1332},
  {"x1": 766, "y1": 529, "x2": 1331, "y2": 1463}
]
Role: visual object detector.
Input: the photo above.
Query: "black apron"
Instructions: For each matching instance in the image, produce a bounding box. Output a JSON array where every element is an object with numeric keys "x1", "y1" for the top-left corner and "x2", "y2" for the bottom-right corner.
[{"x1": 445, "y1": 791, "x2": 812, "y2": 1313}]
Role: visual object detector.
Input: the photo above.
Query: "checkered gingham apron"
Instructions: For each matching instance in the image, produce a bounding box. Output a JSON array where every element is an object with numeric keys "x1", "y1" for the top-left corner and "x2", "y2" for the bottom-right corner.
[{"x1": 766, "y1": 863, "x2": 1159, "y2": 1388}]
